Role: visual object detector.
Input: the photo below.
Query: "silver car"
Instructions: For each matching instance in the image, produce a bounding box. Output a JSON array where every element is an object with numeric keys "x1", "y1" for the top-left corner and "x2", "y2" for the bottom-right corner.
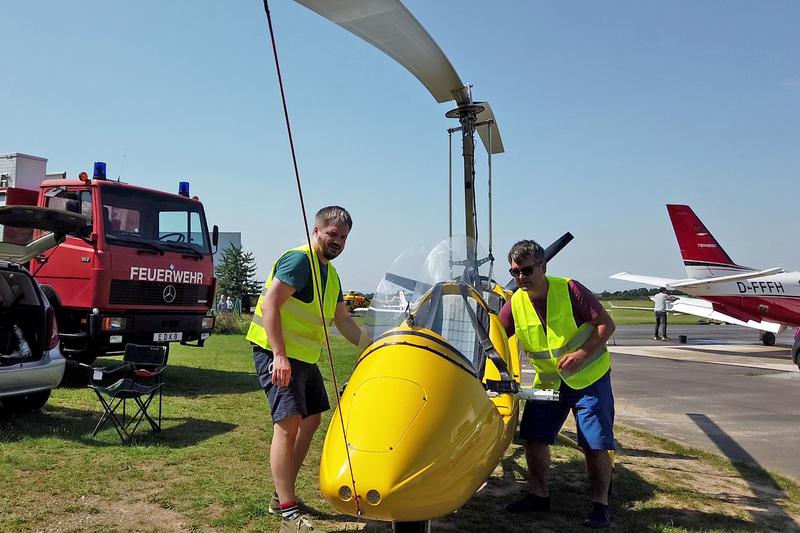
[{"x1": 0, "y1": 205, "x2": 89, "y2": 411}]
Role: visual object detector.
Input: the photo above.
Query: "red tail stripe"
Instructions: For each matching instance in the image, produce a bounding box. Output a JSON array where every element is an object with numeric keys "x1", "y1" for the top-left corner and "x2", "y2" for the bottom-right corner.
[{"x1": 666, "y1": 204, "x2": 735, "y2": 266}]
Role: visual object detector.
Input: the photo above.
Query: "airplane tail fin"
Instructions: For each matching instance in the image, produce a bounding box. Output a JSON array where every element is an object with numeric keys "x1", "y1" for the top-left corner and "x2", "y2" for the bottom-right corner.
[{"x1": 666, "y1": 204, "x2": 754, "y2": 279}]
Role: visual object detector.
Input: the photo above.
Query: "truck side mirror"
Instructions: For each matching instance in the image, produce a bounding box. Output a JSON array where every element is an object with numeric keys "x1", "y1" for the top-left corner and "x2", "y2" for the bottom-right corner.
[{"x1": 212, "y1": 225, "x2": 219, "y2": 252}]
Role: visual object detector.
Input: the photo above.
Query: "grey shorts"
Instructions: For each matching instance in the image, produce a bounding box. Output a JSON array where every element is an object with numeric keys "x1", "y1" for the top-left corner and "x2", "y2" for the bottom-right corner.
[{"x1": 253, "y1": 346, "x2": 330, "y2": 423}]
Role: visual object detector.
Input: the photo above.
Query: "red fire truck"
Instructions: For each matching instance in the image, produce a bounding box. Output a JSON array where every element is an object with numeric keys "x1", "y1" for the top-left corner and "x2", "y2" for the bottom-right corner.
[{"x1": 2, "y1": 154, "x2": 217, "y2": 363}]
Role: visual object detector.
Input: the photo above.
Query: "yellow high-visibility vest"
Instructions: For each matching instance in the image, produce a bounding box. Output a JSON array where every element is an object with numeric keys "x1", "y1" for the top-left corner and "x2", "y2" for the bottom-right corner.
[
  {"x1": 511, "y1": 276, "x2": 610, "y2": 390},
  {"x1": 246, "y1": 244, "x2": 340, "y2": 364}
]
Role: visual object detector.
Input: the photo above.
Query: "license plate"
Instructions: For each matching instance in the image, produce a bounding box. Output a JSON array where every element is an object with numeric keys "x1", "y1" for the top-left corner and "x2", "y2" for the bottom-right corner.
[{"x1": 153, "y1": 332, "x2": 182, "y2": 342}]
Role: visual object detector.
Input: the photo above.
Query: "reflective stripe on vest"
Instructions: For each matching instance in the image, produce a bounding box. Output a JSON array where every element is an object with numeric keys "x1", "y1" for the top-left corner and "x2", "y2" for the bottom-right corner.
[
  {"x1": 245, "y1": 244, "x2": 340, "y2": 364},
  {"x1": 511, "y1": 276, "x2": 610, "y2": 390}
]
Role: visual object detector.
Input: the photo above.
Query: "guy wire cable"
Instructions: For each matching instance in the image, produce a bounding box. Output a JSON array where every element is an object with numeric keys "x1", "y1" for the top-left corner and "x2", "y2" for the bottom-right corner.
[
  {"x1": 448, "y1": 129, "x2": 454, "y2": 277},
  {"x1": 448, "y1": 129, "x2": 453, "y2": 240},
  {"x1": 261, "y1": 0, "x2": 363, "y2": 518}
]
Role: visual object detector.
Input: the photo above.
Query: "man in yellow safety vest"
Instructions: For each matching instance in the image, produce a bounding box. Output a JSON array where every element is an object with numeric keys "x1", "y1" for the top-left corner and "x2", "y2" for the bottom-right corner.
[
  {"x1": 499, "y1": 239, "x2": 616, "y2": 528},
  {"x1": 246, "y1": 206, "x2": 370, "y2": 533}
]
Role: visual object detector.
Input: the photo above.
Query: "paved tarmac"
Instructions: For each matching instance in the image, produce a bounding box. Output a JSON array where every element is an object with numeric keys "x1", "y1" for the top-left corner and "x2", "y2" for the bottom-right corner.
[{"x1": 608, "y1": 324, "x2": 800, "y2": 481}]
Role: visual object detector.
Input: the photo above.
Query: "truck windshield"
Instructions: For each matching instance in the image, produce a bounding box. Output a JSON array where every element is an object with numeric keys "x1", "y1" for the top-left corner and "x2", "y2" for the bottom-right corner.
[{"x1": 102, "y1": 189, "x2": 211, "y2": 254}]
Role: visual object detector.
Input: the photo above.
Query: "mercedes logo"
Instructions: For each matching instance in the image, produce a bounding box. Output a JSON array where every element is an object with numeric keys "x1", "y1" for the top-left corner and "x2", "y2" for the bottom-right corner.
[{"x1": 163, "y1": 285, "x2": 177, "y2": 303}]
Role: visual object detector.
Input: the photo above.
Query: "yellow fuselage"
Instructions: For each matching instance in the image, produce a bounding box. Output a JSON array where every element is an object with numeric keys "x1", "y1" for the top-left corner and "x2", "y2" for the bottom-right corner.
[{"x1": 320, "y1": 322, "x2": 518, "y2": 522}]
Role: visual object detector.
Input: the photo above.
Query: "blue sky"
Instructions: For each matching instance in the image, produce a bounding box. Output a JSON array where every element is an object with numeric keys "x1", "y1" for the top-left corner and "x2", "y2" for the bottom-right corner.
[{"x1": 2, "y1": 1, "x2": 798, "y2": 293}]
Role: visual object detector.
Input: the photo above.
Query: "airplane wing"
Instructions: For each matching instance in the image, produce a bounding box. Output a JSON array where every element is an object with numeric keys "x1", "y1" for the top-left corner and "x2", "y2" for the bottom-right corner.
[
  {"x1": 669, "y1": 296, "x2": 783, "y2": 333},
  {"x1": 669, "y1": 267, "x2": 784, "y2": 288},
  {"x1": 607, "y1": 302, "x2": 658, "y2": 312},
  {"x1": 606, "y1": 295, "x2": 784, "y2": 333},
  {"x1": 609, "y1": 272, "x2": 691, "y2": 287}
]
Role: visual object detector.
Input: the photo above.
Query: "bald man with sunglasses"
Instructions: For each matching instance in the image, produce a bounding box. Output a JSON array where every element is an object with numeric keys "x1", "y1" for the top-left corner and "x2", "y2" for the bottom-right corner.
[{"x1": 499, "y1": 239, "x2": 616, "y2": 529}]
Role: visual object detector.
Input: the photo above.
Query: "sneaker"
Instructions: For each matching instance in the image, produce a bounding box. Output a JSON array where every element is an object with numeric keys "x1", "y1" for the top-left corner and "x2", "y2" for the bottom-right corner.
[
  {"x1": 662, "y1": 336, "x2": 671, "y2": 341},
  {"x1": 268, "y1": 493, "x2": 312, "y2": 515},
  {"x1": 583, "y1": 502, "x2": 612, "y2": 528},
  {"x1": 280, "y1": 514, "x2": 322, "y2": 532},
  {"x1": 653, "y1": 336, "x2": 661, "y2": 341},
  {"x1": 505, "y1": 493, "x2": 551, "y2": 513}
]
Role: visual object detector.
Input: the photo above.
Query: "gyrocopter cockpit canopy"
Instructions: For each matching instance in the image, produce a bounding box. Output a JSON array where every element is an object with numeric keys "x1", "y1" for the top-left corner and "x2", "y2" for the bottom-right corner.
[{"x1": 366, "y1": 237, "x2": 502, "y2": 376}]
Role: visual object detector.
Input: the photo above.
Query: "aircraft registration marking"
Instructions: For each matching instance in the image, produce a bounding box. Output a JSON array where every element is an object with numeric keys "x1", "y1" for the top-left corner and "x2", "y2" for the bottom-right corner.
[{"x1": 736, "y1": 281, "x2": 785, "y2": 294}]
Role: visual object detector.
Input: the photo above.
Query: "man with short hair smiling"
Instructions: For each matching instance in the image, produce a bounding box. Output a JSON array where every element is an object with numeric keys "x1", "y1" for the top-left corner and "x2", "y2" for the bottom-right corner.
[
  {"x1": 247, "y1": 206, "x2": 371, "y2": 533},
  {"x1": 500, "y1": 239, "x2": 616, "y2": 528}
]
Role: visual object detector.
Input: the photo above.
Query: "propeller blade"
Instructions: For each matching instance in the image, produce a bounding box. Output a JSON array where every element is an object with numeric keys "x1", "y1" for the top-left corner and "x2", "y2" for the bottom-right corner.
[
  {"x1": 544, "y1": 232, "x2": 574, "y2": 262},
  {"x1": 475, "y1": 102, "x2": 505, "y2": 154},
  {"x1": 503, "y1": 233, "x2": 575, "y2": 291},
  {"x1": 385, "y1": 272, "x2": 433, "y2": 294},
  {"x1": 295, "y1": 0, "x2": 466, "y2": 104}
]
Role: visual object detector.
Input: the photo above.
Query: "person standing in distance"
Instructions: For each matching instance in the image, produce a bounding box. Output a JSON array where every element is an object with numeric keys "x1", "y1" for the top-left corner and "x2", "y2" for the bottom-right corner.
[
  {"x1": 247, "y1": 206, "x2": 371, "y2": 533},
  {"x1": 653, "y1": 287, "x2": 676, "y2": 341},
  {"x1": 500, "y1": 239, "x2": 616, "y2": 528}
]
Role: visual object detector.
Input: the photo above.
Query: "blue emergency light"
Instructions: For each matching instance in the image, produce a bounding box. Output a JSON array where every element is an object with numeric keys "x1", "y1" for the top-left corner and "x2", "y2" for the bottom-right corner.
[
  {"x1": 93, "y1": 162, "x2": 107, "y2": 180},
  {"x1": 178, "y1": 181, "x2": 190, "y2": 197}
]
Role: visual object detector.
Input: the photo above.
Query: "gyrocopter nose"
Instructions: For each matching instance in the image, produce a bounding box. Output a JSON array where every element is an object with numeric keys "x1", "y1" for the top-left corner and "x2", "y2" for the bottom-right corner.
[
  {"x1": 321, "y1": 373, "x2": 430, "y2": 520},
  {"x1": 345, "y1": 377, "x2": 427, "y2": 454}
]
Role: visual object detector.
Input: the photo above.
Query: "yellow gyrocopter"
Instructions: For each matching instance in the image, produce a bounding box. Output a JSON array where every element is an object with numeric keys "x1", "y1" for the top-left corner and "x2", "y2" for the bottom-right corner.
[{"x1": 282, "y1": 1, "x2": 575, "y2": 531}]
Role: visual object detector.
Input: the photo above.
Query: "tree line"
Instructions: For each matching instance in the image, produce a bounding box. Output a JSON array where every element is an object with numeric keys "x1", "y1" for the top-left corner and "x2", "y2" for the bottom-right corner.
[{"x1": 595, "y1": 287, "x2": 684, "y2": 300}]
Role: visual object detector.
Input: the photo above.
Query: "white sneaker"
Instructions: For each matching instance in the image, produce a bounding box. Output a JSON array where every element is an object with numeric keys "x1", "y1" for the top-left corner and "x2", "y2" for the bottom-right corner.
[{"x1": 281, "y1": 514, "x2": 322, "y2": 532}]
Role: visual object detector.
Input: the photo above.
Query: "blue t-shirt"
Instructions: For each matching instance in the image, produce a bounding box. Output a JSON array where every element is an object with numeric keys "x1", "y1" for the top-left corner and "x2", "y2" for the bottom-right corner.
[{"x1": 273, "y1": 250, "x2": 344, "y2": 304}]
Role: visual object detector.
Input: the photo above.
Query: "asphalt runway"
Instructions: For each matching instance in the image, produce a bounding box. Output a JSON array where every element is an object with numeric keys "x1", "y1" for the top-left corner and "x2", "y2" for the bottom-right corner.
[{"x1": 608, "y1": 324, "x2": 800, "y2": 481}]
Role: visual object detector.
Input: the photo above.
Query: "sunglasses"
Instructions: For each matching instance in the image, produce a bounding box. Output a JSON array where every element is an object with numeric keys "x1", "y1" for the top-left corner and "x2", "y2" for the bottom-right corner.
[{"x1": 509, "y1": 263, "x2": 540, "y2": 278}]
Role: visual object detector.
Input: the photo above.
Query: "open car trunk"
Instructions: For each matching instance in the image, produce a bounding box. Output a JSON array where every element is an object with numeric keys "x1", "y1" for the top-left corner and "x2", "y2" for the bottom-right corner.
[{"x1": 0, "y1": 268, "x2": 45, "y2": 366}]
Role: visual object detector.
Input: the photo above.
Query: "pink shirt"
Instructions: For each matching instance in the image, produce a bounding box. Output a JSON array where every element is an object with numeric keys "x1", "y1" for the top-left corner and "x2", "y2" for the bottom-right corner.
[{"x1": 498, "y1": 279, "x2": 604, "y2": 338}]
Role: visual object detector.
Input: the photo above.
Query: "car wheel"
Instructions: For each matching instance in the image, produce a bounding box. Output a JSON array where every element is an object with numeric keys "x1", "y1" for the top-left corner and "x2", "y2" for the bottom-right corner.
[
  {"x1": 70, "y1": 351, "x2": 97, "y2": 365},
  {"x1": 793, "y1": 337, "x2": 800, "y2": 370},
  {"x1": 2, "y1": 390, "x2": 51, "y2": 411}
]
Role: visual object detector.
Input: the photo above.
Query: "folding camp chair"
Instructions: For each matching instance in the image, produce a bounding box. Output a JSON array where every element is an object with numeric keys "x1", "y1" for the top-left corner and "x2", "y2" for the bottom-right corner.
[{"x1": 85, "y1": 344, "x2": 167, "y2": 443}]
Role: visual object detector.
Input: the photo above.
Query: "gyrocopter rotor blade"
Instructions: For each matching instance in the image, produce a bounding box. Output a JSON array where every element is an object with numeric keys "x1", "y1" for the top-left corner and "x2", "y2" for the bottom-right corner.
[
  {"x1": 295, "y1": 0, "x2": 506, "y2": 261},
  {"x1": 295, "y1": 0, "x2": 465, "y2": 104},
  {"x1": 475, "y1": 102, "x2": 505, "y2": 154}
]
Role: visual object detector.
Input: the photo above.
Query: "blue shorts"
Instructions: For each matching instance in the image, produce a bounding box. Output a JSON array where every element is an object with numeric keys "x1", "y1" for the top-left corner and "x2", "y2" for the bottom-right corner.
[{"x1": 519, "y1": 371, "x2": 615, "y2": 450}]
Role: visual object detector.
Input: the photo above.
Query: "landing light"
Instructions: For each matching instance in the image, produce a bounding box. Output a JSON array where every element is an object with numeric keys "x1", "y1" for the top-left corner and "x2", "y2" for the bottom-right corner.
[
  {"x1": 338, "y1": 486, "x2": 352, "y2": 501},
  {"x1": 366, "y1": 490, "x2": 381, "y2": 505}
]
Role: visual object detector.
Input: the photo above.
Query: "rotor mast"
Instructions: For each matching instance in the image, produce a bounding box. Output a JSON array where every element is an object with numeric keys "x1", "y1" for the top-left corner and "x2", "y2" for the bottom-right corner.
[{"x1": 447, "y1": 85, "x2": 485, "y2": 265}]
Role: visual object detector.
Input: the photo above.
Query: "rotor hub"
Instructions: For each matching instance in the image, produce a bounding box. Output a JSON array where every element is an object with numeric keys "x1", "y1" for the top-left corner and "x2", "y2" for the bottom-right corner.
[{"x1": 445, "y1": 103, "x2": 485, "y2": 120}]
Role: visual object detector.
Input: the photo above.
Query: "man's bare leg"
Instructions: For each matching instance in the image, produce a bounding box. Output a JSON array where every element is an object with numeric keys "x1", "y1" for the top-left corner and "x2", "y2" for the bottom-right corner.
[
  {"x1": 585, "y1": 449, "x2": 612, "y2": 505},
  {"x1": 272, "y1": 415, "x2": 301, "y2": 505},
  {"x1": 291, "y1": 414, "x2": 322, "y2": 484},
  {"x1": 524, "y1": 442, "x2": 551, "y2": 497}
]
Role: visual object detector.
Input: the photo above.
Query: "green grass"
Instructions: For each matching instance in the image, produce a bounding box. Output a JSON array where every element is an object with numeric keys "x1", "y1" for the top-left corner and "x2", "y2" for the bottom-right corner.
[
  {"x1": 1, "y1": 335, "x2": 798, "y2": 531},
  {"x1": 602, "y1": 300, "x2": 705, "y2": 326}
]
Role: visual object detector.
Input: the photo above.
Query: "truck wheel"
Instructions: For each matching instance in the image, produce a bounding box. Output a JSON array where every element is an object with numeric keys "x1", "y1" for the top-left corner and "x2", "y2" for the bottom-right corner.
[{"x1": 2, "y1": 390, "x2": 51, "y2": 411}]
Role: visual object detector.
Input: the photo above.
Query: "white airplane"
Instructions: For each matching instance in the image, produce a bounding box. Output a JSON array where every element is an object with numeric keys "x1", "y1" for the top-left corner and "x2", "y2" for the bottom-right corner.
[{"x1": 611, "y1": 204, "x2": 799, "y2": 345}]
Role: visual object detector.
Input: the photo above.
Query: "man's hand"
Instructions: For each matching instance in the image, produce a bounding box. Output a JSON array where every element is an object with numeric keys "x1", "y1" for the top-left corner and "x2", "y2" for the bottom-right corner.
[
  {"x1": 557, "y1": 351, "x2": 587, "y2": 372},
  {"x1": 272, "y1": 354, "x2": 292, "y2": 387}
]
